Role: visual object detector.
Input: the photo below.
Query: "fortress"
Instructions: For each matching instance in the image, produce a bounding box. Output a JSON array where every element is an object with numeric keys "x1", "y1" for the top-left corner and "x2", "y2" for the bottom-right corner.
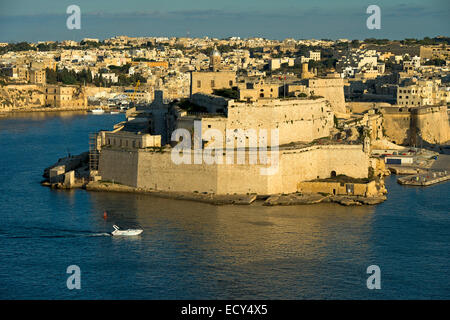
[
  {"x1": 98, "y1": 144, "x2": 369, "y2": 195},
  {"x1": 94, "y1": 91, "x2": 375, "y2": 196},
  {"x1": 379, "y1": 105, "x2": 450, "y2": 145}
]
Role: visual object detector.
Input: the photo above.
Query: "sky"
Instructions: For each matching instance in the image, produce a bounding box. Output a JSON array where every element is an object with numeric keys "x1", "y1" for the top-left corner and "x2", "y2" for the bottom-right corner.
[{"x1": 0, "y1": 0, "x2": 448, "y2": 42}]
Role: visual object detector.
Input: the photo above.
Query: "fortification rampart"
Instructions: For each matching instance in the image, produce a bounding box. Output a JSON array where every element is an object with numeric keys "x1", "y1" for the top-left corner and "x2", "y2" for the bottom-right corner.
[
  {"x1": 308, "y1": 78, "x2": 346, "y2": 113},
  {"x1": 98, "y1": 144, "x2": 369, "y2": 195},
  {"x1": 380, "y1": 105, "x2": 449, "y2": 145}
]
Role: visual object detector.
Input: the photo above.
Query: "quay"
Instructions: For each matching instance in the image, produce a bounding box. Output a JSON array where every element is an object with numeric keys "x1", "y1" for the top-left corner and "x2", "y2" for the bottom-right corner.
[{"x1": 397, "y1": 170, "x2": 450, "y2": 186}]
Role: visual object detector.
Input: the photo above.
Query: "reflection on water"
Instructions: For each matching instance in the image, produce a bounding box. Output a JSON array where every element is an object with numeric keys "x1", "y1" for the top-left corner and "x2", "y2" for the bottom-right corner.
[
  {"x1": 84, "y1": 192, "x2": 381, "y2": 299},
  {"x1": 4, "y1": 111, "x2": 90, "y2": 119},
  {"x1": 0, "y1": 112, "x2": 449, "y2": 299}
]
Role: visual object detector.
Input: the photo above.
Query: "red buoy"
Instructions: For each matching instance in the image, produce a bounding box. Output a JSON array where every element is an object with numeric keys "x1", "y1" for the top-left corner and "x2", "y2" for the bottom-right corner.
[{"x1": 103, "y1": 211, "x2": 108, "y2": 220}]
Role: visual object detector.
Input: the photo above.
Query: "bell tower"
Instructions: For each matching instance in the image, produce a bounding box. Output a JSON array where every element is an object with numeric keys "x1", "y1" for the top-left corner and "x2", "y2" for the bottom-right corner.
[{"x1": 210, "y1": 47, "x2": 222, "y2": 71}]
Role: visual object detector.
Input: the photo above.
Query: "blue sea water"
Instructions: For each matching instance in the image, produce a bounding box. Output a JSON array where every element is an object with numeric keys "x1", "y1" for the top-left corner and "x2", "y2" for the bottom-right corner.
[{"x1": 0, "y1": 112, "x2": 448, "y2": 299}]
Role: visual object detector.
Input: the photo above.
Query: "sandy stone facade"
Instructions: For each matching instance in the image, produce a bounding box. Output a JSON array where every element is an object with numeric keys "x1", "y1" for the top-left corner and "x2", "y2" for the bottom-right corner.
[
  {"x1": 380, "y1": 105, "x2": 450, "y2": 145},
  {"x1": 308, "y1": 76, "x2": 346, "y2": 113},
  {"x1": 44, "y1": 85, "x2": 87, "y2": 108},
  {"x1": 176, "y1": 96, "x2": 334, "y2": 146},
  {"x1": 98, "y1": 145, "x2": 370, "y2": 195},
  {"x1": 190, "y1": 71, "x2": 236, "y2": 96}
]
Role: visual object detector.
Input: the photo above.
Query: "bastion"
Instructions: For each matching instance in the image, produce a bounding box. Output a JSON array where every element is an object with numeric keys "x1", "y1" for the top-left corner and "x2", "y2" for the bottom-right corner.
[{"x1": 98, "y1": 144, "x2": 370, "y2": 195}]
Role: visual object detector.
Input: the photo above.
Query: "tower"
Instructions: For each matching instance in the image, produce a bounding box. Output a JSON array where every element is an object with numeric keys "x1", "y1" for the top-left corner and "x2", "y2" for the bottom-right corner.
[{"x1": 210, "y1": 47, "x2": 222, "y2": 71}]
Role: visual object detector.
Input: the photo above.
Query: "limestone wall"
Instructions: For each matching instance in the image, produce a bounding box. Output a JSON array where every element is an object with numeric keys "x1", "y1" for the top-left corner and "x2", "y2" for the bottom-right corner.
[
  {"x1": 279, "y1": 145, "x2": 369, "y2": 192},
  {"x1": 381, "y1": 112, "x2": 412, "y2": 145},
  {"x1": 414, "y1": 107, "x2": 450, "y2": 144},
  {"x1": 381, "y1": 105, "x2": 449, "y2": 145},
  {"x1": 175, "y1": 97, "x2": 334, "y2": 146},
  {"x1": 98, "y1": 144, "x2": 369, "y2": 195},
  {"x1": 308, "y1": 78, "x2": 346, "y2": 113},
  {"x1": 190, "y1": 71, "x2": 236, "y2": 96},
  {"x1": 226, "y1": 98, "x2": 334, "y2": 145},
  {"x1": 98, "y1": 148, "x2": 139, "y2": 187}
]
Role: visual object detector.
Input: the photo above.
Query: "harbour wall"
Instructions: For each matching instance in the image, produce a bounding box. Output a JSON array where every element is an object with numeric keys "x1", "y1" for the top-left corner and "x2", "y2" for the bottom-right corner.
[{"x1": 98, "y1": 144, "x2": 369, "y2": 195}]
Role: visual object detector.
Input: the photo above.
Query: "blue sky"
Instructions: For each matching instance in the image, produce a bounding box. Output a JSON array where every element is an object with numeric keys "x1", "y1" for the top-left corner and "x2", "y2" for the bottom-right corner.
[{"x1": 0, "y1": 0, "x2": 448, "y2": 42}]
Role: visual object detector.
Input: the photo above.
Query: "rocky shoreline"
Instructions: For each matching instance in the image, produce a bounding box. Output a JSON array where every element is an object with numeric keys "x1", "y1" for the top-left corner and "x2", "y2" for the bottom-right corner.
[
  {"x1": 42, "y1": 179, "x2": 387, "y2": 206},
  {"x1": 263, "y1": 193, "x2": 387, "y2": 206}
]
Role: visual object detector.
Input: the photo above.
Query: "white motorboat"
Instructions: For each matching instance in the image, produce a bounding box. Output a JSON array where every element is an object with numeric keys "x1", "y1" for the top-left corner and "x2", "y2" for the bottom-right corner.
[
  {"x1": 90, "y1": 108, "x2": 105, "y2": 114},
  {"x1": 111, "y1": 225, "x2": 143, "y2": 236}
]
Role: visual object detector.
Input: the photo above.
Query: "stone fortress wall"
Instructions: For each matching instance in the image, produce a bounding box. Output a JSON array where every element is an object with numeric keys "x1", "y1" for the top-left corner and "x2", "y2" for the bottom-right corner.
[
  {"x1": 308, "y1": 77, "x2": 346, "y2": 114},
  {"x1": 380, "y1": 105, "x2": 449, "y2": 145},
  {"x1": 225, "y1": 98, "x2": 334, "y2": 145},
  {"x1": 98, "y1": 144, "x2": 369, "y2": 195},
  {"x1": 182, "y1": 95, "x2": 334, "y2": 147},
  {"x1": 412, "y1": 106, "x2": 450, "y2": 144}
]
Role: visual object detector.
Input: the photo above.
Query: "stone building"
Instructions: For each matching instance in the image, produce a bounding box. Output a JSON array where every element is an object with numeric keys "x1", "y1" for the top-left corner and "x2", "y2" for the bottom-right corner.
[
  {"x1": 301, "y1": 63, "x2": 315, "y2": 79},
  {"x1": 209, "y1": 48, "x2": 222, "y2": 71},
  {"x1": 44, "y1": 85, "x2": 87, "y2": 108},
  {"x1": 190, "y1": 71, "x2": 236, "y2": 97},
  {"x1": 238, "y1": 81, "x2": 279, "y2": 101},
  {"x1": 419, "y1": 45, "x2": 449, "y2": 60},
  {"x1": 309, "y1": 51, "x2": 321, "y2": 61},
  {"x1": 397, "y1": 80, "x2": 449, "y2": 107},
  {"x1": 29, "y1": 68, "x2": 46, "y2": 85},
  {"x1": 177, "y1": 94, "x2": 334, "y2": 147}
]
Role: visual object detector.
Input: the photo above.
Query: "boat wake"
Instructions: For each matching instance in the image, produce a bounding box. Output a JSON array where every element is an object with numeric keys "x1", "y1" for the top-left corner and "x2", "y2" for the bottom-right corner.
[
  {"x1": 0, "y1": 227, "x2": 111, "y2": 239},
  {"x1": 1, "y1": 233, "x2": 111, "y2": 239}
]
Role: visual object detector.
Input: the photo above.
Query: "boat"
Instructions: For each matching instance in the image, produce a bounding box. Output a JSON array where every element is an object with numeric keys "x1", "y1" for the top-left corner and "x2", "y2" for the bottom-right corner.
[
  {"x1": 111, "y1": 225, "x2": 143, "y2": 236},
  {"x1": 90, "y1": 108, "x2": 105, "y2": 114},
  {"x1": 110, "y1": 111, "x2": 119, "y2": 114}
]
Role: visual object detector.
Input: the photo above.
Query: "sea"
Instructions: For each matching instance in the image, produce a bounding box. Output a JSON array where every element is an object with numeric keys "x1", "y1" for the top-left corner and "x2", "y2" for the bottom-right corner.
[{"x1": 0, "y1": 112, "x2": 448, "y2": 299}]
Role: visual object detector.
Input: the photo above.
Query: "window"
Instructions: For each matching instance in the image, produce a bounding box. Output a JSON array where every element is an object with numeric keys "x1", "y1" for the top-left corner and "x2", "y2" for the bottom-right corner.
[
  {"x1": 211, "y1": 80, "x2": 215, "y2": 87},
  {"x1": 229, "y1": 80, "x2": 233, "y2": 86},
  {"x1": 197, "y1": 80, "x2": 201, "y2": 88}
]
